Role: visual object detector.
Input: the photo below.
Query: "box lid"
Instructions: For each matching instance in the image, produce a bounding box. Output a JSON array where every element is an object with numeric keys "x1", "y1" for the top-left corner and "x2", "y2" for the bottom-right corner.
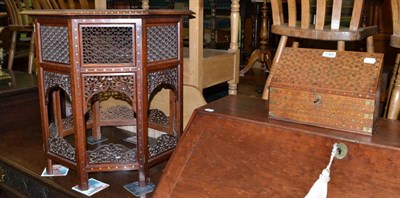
[{"x1": 270, "y1": 48, "x2": 384, "y2": 100}]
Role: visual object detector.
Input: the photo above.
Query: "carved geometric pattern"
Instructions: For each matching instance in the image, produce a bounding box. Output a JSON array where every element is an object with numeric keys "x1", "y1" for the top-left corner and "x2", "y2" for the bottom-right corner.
[
  {"x1": 100, "y1": 106, "x2": 134, "y2": 121},
  {"x1": 48, "y1": 123, "x2": 76, "y2": 161},
  {"x1": 271, "y1": 48, "x2": 383, "y2": 100},
  {"x1": 43, "y1": 70, "x2": 72, "y2": 101},
  {"x1": 98, "y1": 91, "x2": 132, "y2": 104},
  {"x1": 62, "y1": 115, "x2": 74, "y2": 130},
  {"x1": 0, "y1": 163, "x2": 68, "y2": 197},
  {"x1": 48, "y1": 137, "x2": 76, "y2": 161},
  {"x1": 81, "y1": 26, "x2": 134, "y2": 64},
  {"x1": 84, "y1": 75, "x2": 135, "y2": 103},
  {"x1": 148, "y1": 67, "x2": 177, "y2": 98},
  {"x1": 40, "y1": 26, "x2": 70, "y2": 64},
  {"x1": 149, "y1": 134, "x2": 177, "y2": 157},
  {"x1": 49, "y1": 122, "x2": 57, "y2": 138},
  {"x1": 87, "y1": 143, "x2": 136, "y2": 164},
  {"x1": 47, "y1": 122, "x2": 176, "y2": 163},
  {"x1": 269, "y1": 88, "x2": 376, "y2": 133},
  {"x1": 269, "y1": 48, "x2": 383, "y2": 134},
  {"x1": 147, "y1": 25, "x2": 178, "y2": 62},
  {"x1": 59, "y1": 113, "x2": 93, "y2": 130},
  {"x1": 149, "y1": 109, "x2": 169, "y2": 126}
]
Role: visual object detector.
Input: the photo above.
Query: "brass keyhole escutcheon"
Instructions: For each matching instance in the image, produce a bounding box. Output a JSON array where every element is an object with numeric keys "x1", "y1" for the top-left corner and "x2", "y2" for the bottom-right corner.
[
  {"x1": 314, "y1": 95, "x2": 322, "y2": 104},
  {"x1": 335, "y1": 143, "x2": 348, "y2": 159}
]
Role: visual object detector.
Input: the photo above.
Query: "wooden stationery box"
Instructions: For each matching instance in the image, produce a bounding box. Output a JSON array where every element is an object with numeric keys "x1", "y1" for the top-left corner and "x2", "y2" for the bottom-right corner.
[{"x1": 268, "y1": 48, "x2": 384, "y2": 135}]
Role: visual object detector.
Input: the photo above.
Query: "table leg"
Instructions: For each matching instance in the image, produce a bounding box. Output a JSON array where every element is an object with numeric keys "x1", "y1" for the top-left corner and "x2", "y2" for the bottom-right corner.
[{"x1": 240, "y1": 0, "x2": 272, "y2": 76}]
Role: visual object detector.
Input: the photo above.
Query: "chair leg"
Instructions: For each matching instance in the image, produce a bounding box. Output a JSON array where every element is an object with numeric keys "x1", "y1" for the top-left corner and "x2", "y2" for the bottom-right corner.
[
  {"x1": 7, "y1": 31, "x2": 17, "y2": 71},
  {"x1": 240, "y1": 49, "x2": 260, "y2": 76},
  {"x1": 337, "y1": 41, "x2": 345, "y2": 51},
  {"x1": 292, "y1": 41, "x2": 299, "y2": 48},
  {"x1": 387, "y1": 54, "x2": 400, "y2": 120},
  {"x1": 262, "y1": 35, "x2": 288, "y2": 100},
  {"x1": 28, "y1": 32, "x2": 35, "y2": 74},
  {"x1": 384, "y1": 54, "x2": 400, "y2": 117},
  {"x1": 366, "y1": 36, "x2": 374, "y2": 53}
]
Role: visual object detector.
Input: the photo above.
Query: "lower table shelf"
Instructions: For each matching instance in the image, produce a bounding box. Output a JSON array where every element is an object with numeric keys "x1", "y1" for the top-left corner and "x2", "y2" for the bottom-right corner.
[{"x1": 0, "y1": 125, "x2": 167, "y2": 198}]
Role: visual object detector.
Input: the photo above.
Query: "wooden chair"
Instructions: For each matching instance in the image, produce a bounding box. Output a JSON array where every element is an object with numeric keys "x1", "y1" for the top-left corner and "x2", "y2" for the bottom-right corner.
[
  {"x1": 262, "y1": 0, "x2": 378, "y2": 99},
  {"x1": 385, "y1": 0, "x2": 400, "y2": 119},
  {"x1": 4, "y1": 0, "x2": 35, "y2": 74}
]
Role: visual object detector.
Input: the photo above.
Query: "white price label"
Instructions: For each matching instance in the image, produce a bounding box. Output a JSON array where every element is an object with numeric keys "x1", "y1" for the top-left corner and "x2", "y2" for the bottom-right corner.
[
  {"x1": 322, "y1": 51, "x2": 337, "y2": 58},
  {"x1": 204, "y1": 108, "x2": 214, "y2": 112},
  {"x1": 363, "y1": 57, "x2": 376, "y2": 64}
]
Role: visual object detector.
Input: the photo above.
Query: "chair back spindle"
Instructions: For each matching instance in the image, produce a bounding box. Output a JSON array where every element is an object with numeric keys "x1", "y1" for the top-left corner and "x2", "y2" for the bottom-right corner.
[
  {"x1": 301, "y1": 0, "x2": 311, "y2": 29},
  {"x1": 385, "y1": 0, "x2": 400, "y2": 119}
]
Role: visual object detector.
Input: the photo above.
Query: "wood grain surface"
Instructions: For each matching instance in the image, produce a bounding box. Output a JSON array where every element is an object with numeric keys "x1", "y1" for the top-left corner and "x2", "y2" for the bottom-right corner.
[{"x1": 155, "y1": 95, "x2": 400, "y2": 197}]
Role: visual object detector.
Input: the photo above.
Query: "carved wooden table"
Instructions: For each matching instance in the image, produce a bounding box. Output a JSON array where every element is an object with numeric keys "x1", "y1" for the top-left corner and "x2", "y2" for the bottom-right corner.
[
  {"x1": 240, "y1": 0, "x2": 272, "y2": 76},
  {"x1": 24, "y1": 9, "x2": 192, "y2": 195}
]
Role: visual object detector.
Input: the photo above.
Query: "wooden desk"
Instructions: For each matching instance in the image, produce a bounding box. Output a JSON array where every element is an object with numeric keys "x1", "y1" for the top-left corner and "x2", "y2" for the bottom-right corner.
[
  {"x1": 156, "y1": 95, "x2": 400, "y2": 197},
  {"x1": 24, "y1": 9, "x2": 192, "y2": 194}
]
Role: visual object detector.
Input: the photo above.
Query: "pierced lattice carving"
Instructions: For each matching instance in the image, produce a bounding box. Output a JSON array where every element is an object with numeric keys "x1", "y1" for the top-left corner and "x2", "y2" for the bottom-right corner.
[
  {"x1": 81, "y1": 26, "x2": 134, "y2": 64},
  {"x1": 98, "y1": 91, "x2": 132, "y2": 104},
  {"x1": 147, "y1": 25, "x2": 178, "y2": 62},
  {"x1": 49, "y1": 138, "x2": 76, "y2": 161},
  {"x1": 149, "y1": 109, "x2": 169, "y2": 126},
  {"x1": 48, "y1": 123, "x2": 76, "y2": 161},
  {"x1": 100, "y1": 106, "x2": 135, "y2": 121},
  {"x1": 84, "y1": 75, "x2": 135, "y2": 103},
  {"x1": 87, "y1": 143, "x2": 136, "y2": 164},
  {"x1": 148, "y1": 67, "x2": 177, "y2": 98},
  {"x1": 62, "y1": 115, "x2": 74, "y2": 130},
  {"x1": 43, "y1": 71, "x2": 72, "y2": 101},
  {"x1": 149, "y1": 134, "x2": 177, "y2": 157},
  {"x1": 0, "y1": 164, "x2": 62, "y2": 197},
  {"x1": 49, "y1": 122, "x2": 57, "y2": 138},
  {"x1": 40, "y1": 26, "x2": 70, "y2": 64}
]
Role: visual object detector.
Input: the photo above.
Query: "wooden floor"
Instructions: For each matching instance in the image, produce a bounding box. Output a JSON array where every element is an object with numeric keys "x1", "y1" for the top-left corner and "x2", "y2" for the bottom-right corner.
[{"x1": 238, "y1": 68, "x2": 267, "y2": 98}]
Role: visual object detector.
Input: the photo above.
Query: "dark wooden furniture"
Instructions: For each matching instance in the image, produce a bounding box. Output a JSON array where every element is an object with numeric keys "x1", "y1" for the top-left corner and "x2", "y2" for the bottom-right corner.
[
  {"x1": 24, "y1": 9, "x2": 191, "y2": 194},
  {"x1": 0, "y1": 70, "x2": 39, "y2": 130},
  {"x1": 262, "y1": 0, "x2": 379, "y2": 99},
  {"x1": 384, "y1": 0, "x2": 400, "y2": 120},
  {"x1": 0, "y1": 121, "x2": 166, "y2": 197},
  {"x1": 155, "y1": 95, "x2": 400, "y2": 197}
]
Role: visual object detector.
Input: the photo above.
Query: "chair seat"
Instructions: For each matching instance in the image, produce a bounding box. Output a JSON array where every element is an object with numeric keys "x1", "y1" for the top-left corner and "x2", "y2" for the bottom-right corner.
[{"x1": 272, "y1": 24, "x2": 378, "y2": 41}]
